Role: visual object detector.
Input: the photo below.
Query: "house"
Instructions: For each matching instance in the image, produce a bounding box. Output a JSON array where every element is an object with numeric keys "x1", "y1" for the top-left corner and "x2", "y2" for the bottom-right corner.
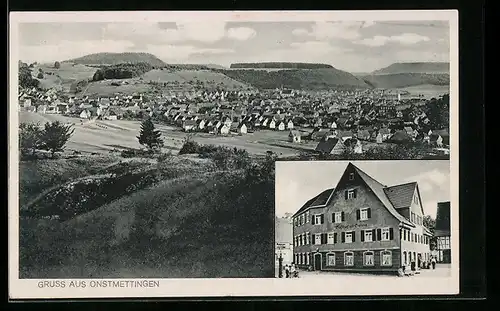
[
  {"x1": 37, "y1": 104, "x2": 48, "y2": 114},
  {"x1": 388, "y1": 131, "x2": 413, "y2": 144},
  {"x1": 310, "y1": 128, "x2": 333, "y2": 141},
  {"x1": 45, "y1": 104, "x2": 59, "y2": 114},
  {"x1": 197, "y1": 119, "x2": 206, "y2": 130},
  {"x1": 269, "y1": 119, "x2": 276, "y2": 129},
  {"x1": 277, "y1": 121, "x2": 286, "y2": 131},
  {"x1": 238, "y1": 123, "x2": 248, "y2": 134},
  {"x1": 103, "y1": 109, "x2": 119, "y2": 120},
  {"x1": 183, "y1": 120, "x2": 197, "y2": 132},
  {"x1": 336, "y1": 130, "x2": 353, "y2": 142},
  {"x1": 330, "y1": 121, "x2": 338, "y2": 129},
  {"x1": 429, "y1": 130, "x2": 450, "y2": 147},
  {"x1": 287, "y1": 120, "x2": 294, "y2": 130},
  {"x1": 276, "y1": 216, "x2": 294, "y2": 265},
  {"x1": 220, "y1": 124, "x2": 230, "y2": 135},
  {"x1": 79, "y1": 110, "x2": 91, "y2": 119},
  {"x1": 378, "y1": 128, "x2": 392, "y2": 141},
  {"x1": 434, "y1": 201, "x2": 451, "y2": 264},
  {"x1": 291, "y1": 162, "x2": 432, "y2": 274},
  {"x1": 315, "y1": 137, "x2": 345, "y2": 155},
  {"x1": 289, "y1": 130, "x2": 302, "y2": 143}
]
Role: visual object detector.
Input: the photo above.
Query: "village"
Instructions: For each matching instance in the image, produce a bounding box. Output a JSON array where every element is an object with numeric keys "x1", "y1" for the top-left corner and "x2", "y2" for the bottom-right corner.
[{"x1": 18, "y1": 84, "x2": 450, "y2": 157}]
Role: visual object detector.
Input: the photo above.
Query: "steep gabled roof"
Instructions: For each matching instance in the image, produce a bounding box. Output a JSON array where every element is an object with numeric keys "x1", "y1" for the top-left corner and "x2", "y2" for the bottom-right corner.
[
  {"x1": 315, "y1": 137, "x2": 340, "y2": 153},
  {"x1": 384, "y1": 182, "x2": 417, "y2": 209},
  {"x1": 351, "y1": 163, "x2": 414, "y2": 227}
]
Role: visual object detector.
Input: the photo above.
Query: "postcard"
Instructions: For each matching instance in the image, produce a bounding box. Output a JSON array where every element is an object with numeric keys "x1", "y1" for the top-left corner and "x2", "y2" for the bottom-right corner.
[{"x1": 9, "y1": 10, "x2": 458, "y2": 299}]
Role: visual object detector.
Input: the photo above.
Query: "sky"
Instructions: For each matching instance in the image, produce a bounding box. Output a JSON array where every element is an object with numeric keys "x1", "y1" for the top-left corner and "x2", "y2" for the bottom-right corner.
[
  {"x1": 275, "y1": 161, "x2": 451, "y2": 219},
  {"x1": 17, "y1": 20, "x2": 450, "y2": 73}
]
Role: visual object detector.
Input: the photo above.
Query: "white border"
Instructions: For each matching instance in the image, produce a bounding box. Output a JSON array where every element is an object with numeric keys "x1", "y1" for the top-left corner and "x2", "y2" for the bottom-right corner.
[{"x1": 9, "y1": 10, "x2": 459, "y2": 299}]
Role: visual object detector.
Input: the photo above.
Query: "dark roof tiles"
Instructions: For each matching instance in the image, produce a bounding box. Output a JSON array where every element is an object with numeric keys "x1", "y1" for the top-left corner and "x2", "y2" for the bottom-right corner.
[{"x1": 384, "y1": 182, "x2": 417, "y2": 209}]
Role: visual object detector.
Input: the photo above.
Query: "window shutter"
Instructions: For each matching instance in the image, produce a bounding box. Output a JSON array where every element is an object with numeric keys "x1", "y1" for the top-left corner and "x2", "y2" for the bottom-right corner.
[
  {"x1": 320, "y1": 214, "x2": 325, "y2": 224},
  {"x1": 367, "y1": 208, "x2": 372, "y2": 218},
  {"x1": 322, "y1": 233, "x2": 327, "y2": 244},
  {"x1": 332, "y1": 213, "x2": 335, "y2": 223},
  {"x1": 341, "y1": 212, "x2": 345, "y2": 222},
  {"x1": 372, "y1": 229, "x2": 376, "y2": 238},
  {"x1": 334, "y1": 233, "x2": 338, "y2": 244},
  {"x1": 356, "y1": 209, "x2": 360, "y2": 220},
  {"x1": 377, "y1": 229, "x2": 382, "y2": 241},
  {"x1": 361, "y1": 230, "x2": 365, "y2": 242},
  {"x1": 341, "y1": 232, "x2": 345, "y2": 243},
  {"x1": 352, "y1": 231, "x2": 356, "y2": 242},
  {"x1": 389, "y1": 228, "x2": 394, "y2": 240},
  {"x1": 312, "y1": 215, "x2": 315, "y2": 225},
  {"x1": 354, "y1": 189, "x2": 358, "y2": 198},
  {"x1": 344, "y1": 190, "x2": 348, "y2": 200},
  {"x1": 311, "y1": 234, "x2": 315, "y2": 245}
]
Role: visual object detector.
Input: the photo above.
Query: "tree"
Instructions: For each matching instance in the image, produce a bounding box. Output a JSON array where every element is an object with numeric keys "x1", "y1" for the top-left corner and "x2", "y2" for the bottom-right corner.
[
  {"x1": 137, "y1": 118, "x2": 164, "y2": 151},
  {"x1": 54, "y1": 61, "x2": 61, "y2": 69},
  {"x1": 40, "y1": 121, "x2": 75, "y2": 157},
  {"x1": 37, "y1": 72, "x2": 44, "y2": 79},
  {"x1": 19, "y1": 122, "x2": 43, "y2": 156},
  {"x1": 423, "y1": 215, "x2": 438, "y2": 251}
]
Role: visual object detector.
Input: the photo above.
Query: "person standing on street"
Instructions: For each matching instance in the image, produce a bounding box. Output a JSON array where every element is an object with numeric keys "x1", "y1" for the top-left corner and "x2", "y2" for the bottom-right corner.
[
  {"x1": 285, "y1": 265, "x2": 290, "y2": 278},
  {"x1": 431, "y1": 256, "x2": 437, "y2": 269},
  {"x1": 291, "y1": 264, "x2": 296, "y2": 278}
]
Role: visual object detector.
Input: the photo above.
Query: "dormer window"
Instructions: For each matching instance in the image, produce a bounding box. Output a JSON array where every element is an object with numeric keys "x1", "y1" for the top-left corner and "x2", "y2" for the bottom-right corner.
[
  {"x1": 345, "y1": 189, "x2": 357, "y2": 200},
  {"x1": 349, "y1": 173, "x2": 355, "y2": 180}
]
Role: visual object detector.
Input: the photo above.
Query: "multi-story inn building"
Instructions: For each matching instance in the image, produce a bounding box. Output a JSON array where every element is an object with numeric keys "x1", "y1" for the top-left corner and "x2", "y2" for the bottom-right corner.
[
  {"x1": 291, "y1": 162, "x2": 433, "y2": 274},
  {"x1": 435, "y1": 201, "x2": 451, "y2": 263}
]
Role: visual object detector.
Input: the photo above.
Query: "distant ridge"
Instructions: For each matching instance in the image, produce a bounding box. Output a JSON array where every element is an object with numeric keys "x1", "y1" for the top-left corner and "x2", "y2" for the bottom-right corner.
[
  {"x1": 230, "y1": 62, "x2": 333, "y2": 69},
  {"x1": 372, "y1": 62, "x2": 450, "y2": 75},
  {"x1": 67, "y1": 52, "x2": 167, "y2": 67}
]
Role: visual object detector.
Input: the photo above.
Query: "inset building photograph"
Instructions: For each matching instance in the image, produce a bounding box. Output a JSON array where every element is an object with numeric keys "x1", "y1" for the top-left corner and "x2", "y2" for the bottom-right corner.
[{"x1": 275, "y1": 160, "x2": 453, "y2": 279}]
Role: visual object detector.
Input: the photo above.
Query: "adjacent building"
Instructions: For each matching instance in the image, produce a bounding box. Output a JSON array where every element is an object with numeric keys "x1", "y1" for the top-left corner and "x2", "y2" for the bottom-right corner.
[
  {"x1": 435, "y1": 201, "x2": 451, "y2": 263},
  {"x1": 291, "y1": 162, "x2": 432, "y2": 274},
  {"x1": 276, "y1": 215, "x2": 294, "y2": 265}
]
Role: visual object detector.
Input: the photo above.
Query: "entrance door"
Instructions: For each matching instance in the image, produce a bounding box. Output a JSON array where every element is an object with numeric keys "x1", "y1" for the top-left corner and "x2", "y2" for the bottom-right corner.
[{"x1": 314, "y1": 253, "x2": 322, "y2": 271}]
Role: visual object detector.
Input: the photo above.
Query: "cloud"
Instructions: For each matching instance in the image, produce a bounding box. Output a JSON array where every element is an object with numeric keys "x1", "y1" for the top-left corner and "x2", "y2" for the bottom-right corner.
[
  {"x1": 226, "y1": 27, "x2": 256, "y2": 41},
  {"x1": 355, "y1": 33, "x2": 431, "y2": 47},
  {"x1": 257, "y1": 41, "x2": 350, "y2": 63},
  {"x1": 291, "y1": 21, "x2": 375, "y2": 40},
  {"x1": 393, "y1": 49, "x2": 450, "y2": 63},
  {"x1": 19, "y1": 40, "x2": 135, "y2": 63}
]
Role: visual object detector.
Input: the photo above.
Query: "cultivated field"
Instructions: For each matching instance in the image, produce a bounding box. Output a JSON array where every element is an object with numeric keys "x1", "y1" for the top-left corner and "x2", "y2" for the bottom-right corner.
[
  {"x1": 142, "y1": 69, "x2": 252, "y2": 90},
  {"x1": 32, "y1": 63, "x2": 97, "y2": 92},
  {"x1": 18, "y1": 112, "x2": 308, "y2": 156}
]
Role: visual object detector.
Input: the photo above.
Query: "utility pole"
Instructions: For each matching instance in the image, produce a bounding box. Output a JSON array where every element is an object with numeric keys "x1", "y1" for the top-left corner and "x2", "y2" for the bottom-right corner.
[{"x1": 278, "y1": 252, "x2": 283, "y2": 278}]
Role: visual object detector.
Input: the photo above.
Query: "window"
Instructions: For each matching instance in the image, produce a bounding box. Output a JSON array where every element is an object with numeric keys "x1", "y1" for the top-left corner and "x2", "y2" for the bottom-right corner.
[
  {"x1": 333, "y1": 212, "x2": 345, "y2": 224},
  {"x1": 305, "y1": 211, "x2": 310, "y2": 223},
  {"x1": 306, "y1": 232, "x2": 311, "y2": 245},
  {"x1": 315, "y1": 234, "x2": 322, "y2": 245},
  {"x1": 344, "y1": 252, "x2": 354, "y2": 266},
  {"x1": 346, "y1": 189, "x2": 356, "y2": 199},
  {"x1": 327, "y1": 253, "x2": 336, "y2": 266},
  {"x1": 345, "y1": 231, "x2": 354, "y2": 243},
  {"x1": 349, "y1": 173, "x2": 355, "y2": 180},
  {"x1": 413, "y1": 193, "x2": 418, "y2": 204},
  {"x1": 306, "y1": 253, "x2": 310, "y2": 265},
  {"x1": 363, "y1": 230, "x2": 373, "y2": 242},
  {"x1": 359, "y1": 208, "x2": 370, "y2": 221},
  {"x1": 300, "y1": 234, "x2": 304, "y2": 246},
  {"x1": 327, "y1": 232, "x2": 335, "y2": 244},
  {"x1": 364, "y1": 251, "x2": 375, "y2": 266},
  {"x1": 381, "y1": 228, "x2": 391, "y2": 241},
  {"x1": 381, "y1": 250, "x2": 392, "y2": 266},
  {"x1": 301, "y1": 214, "x2": 305, "y2": 225},
  {"x1": 403, "y1": 230, "x2": 407, "y2": 241},
  {"x1": 313, "y1": 214, "x2": 324, "y2": 225}
]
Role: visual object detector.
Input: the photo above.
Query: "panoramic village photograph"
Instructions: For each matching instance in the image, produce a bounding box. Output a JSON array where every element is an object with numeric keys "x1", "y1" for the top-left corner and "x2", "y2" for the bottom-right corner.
[
  {"x1": 275, "y1": 161, "x2": 452, "y2": 280},
  {"x1": 14, "y1": 16, "x2": 451, "y2": 279}
]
